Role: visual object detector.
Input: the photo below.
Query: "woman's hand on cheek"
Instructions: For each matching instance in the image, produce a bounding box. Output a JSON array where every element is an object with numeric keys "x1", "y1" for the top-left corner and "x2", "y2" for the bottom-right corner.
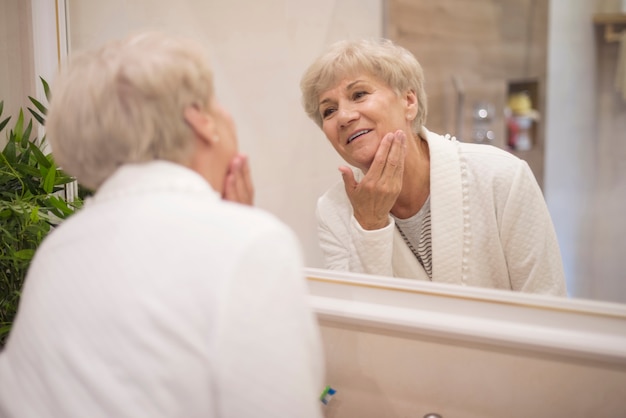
[
  {"x1": 340, "y1": 130, "x2": 406, "y2": 230},
  {"x1": 222, "y1": 154, "x2": 255, "y2": 206}
]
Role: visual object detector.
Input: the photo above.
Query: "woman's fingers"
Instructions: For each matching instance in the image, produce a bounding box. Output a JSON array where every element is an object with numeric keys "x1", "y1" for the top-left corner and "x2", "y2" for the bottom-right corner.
[
  {"x1": 339, "y1": 165, "x2": 357, "y2": 191},
  {"x1": 385, "y1": 130, "x2": 407, "y2": 181},
  {"x1": 223, "y1": 154, "x2": 254, "y2": 205},
  {"x1": 362, "y1": 130, "x2": 406, "y2": 192},
  {"x1": 342, "y1": 130, "x2": 407, "y2": 230},
  {"x1": 363, "y1": 130, "x2": 406, "y2": 182},
  {"x1": 240, "y1": 155, "x2": 254, "y2": 201},
  {"x1": 366, "y1": 132, "x2": 396, "y2": 179},
  {"x1": 232, "y1": 154, "x2": 254, "y2": 204}
]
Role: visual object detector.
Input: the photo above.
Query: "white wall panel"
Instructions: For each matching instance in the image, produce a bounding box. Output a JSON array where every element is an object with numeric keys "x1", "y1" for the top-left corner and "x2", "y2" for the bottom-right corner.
[{"x1": 65, "y1": 0, "x2": 383, "y2": 268}]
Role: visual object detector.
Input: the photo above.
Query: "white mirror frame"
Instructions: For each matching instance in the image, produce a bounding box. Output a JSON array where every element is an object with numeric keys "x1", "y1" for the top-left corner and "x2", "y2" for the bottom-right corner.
[{"x1": 306, "y1": 267, "x2": 626, "y2": 365}]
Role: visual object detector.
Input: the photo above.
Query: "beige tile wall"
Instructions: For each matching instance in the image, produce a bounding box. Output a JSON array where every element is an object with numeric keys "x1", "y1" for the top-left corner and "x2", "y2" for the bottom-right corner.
[
  {"x1": 0, "y1": 0, "x2": 35, "y2": 148},
  {"x1": 385, "y1": 0, "x2": 549, "y2": 187}
]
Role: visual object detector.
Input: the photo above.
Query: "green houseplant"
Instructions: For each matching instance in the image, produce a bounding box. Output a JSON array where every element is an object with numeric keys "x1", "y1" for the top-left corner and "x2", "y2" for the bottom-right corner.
[{"x1": 0, "y1": 78, "x2": 83, "y2": 347}]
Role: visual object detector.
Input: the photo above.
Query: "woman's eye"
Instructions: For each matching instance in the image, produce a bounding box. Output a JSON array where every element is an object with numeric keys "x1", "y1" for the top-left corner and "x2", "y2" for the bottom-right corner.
[
  {"x1": 353, "y1": 91, "x2": 368, "y2": 100},
  {"x1": 322, "y1": 107, "x2": 335, "y2": 119}
]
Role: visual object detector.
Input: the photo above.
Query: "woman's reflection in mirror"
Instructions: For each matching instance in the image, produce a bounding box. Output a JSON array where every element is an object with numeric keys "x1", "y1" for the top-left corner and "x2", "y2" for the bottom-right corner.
[{"x1": 300, "y1": 38, "x2": 566, "y2": 296}]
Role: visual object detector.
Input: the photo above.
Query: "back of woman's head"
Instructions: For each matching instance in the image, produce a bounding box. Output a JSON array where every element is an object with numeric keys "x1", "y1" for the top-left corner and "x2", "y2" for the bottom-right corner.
[
  {"x1": 300, "y1": 38, "x2": 427, "y2": 134},
  {"x1": 46, "y1": 32, "x2": 214, "y2": 190}
]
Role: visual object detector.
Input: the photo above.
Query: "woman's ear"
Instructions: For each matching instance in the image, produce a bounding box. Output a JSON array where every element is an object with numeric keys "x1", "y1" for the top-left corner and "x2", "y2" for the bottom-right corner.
[
  {"x1": 184, "y1": 105, "x2": 218, "y2": 145},
  {"x1": 404, "y1": 89, "x2": 418, "y2": 121}
]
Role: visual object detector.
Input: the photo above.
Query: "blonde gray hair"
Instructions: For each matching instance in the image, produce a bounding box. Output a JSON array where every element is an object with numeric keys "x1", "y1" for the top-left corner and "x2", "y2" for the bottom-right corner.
[
  {"x1": 300, "y1": 38, "x2": 427, "y2": 134},
  {"x1": 46, "y1": 32, "x2": 214, "y2": 190}
]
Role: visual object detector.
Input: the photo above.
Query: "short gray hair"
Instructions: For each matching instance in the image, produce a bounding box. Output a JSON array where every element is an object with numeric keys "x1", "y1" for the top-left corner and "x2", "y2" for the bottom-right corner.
[
  {"x1": 300, "y1": 38, "x2": 427, "y2": 134},
  {"x1": 46, "y1": 32, "x2": 214, "y2": 190}
]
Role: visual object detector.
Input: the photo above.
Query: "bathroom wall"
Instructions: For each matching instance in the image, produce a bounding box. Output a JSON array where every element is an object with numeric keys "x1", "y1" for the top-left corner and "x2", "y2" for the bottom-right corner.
[
  {"x1": 2, "y1": 0, "x2": 383, "y2": 269},
  {"x1": 385, "y1": 0, "x2": 549, "y2": 186},
  {"x1": 64, "y1": 0, "x2": 383, "y2": 269},
  {"x1": 0, "y1": 0, "x2": 35, "y2": 148},
  {"x1": 320, "y1": 321, "x2": 626, "y2": 418},
  {"x1": 545, "y1": 0, "x2": 626, "y2": 303}
]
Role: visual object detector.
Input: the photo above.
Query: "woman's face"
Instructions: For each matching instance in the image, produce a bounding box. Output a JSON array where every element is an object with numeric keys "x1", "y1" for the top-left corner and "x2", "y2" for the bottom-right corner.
[{"x1": 318, "y1": 73, "x2": 416, "y2": 171}]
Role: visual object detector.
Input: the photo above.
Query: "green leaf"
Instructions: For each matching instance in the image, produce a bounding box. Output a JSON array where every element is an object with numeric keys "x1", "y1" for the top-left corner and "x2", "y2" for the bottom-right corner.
[
  {"x1": 28, "y1": 96, "x2": 47, "y2": 116},
  {"x1": 0, "y1": 325, "x2": 12, "y2": 340},
  {"x1": 28, "y1": 142, "x2": 51, "y2": 169},
  {"x1": 27, "y1": 108, "x2": 45, "y2": 126},
  {"x1": 13, "y1": 249, "x2": 35, "y2": 261},
  {"x1": 58, "y1": 175, "x2": 75, "y2": 185},
  {"x1": 21, "y1": 120, "x2": 33, "y2": 148},
  {"x1": 17, "y1": 144, "x2": 33, "y2": 164},
  {"x1": 0, "y1": 77, "x2": 86, "y2": 346},
  {"x1": 13, "y1": 163, "x2": 40, "y2": 177},
  {"x1": 3, "y1": 139, "x2": 16, "y2": 164},
  {"x1": 13, "y1": 110, "x2": 24, "y2": 142},
  {"x1": 29, "y1": 207, "x2": 40, "y2": 223},
  {"x1": 0, "y1": 224, "x2": 19, "y2": 243},
  {"x1": 39, "y1": 133, "x2": 48, "y2": 149},
  {"x1": 47, "y1": 195, "x2": 73, "y2": 217},
  {"x1": 40, "y1": 77, "x2": 51, "y2": 102},
  {"x1": 42, "y1": 163, "x2": 56, "y2": 193},
  {"x1": 52, "y1": 177, "x2": 75, "y2": 187},
  {"x1": 0, "y1": 116, "x2": 10, "y2": 133}
]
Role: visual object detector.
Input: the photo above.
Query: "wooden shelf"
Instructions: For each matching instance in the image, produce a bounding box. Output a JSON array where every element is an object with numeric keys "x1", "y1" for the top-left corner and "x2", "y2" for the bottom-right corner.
[{"x1": 594, "y1": 13, "x2": 626, "y2": 42}]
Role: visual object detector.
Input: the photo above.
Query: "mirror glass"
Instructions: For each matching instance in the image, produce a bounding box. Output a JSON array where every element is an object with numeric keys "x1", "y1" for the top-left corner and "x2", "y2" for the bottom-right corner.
[
  {"x1": 382, "y1": 0, "x2": 626, "y2": 305},
  {"x1": 3, "y1": 0, "x2": 624, "y2": 306}
]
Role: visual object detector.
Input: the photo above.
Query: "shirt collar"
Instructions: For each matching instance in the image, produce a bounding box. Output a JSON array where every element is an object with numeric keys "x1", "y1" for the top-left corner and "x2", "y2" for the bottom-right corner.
[{"x1": 89, "y1": 160, "x2": 218, "y2": 205}]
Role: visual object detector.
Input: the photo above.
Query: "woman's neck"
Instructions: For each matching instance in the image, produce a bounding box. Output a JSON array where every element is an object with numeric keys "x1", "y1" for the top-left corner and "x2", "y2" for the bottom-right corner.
[{"x1": 391, "y1": 134, "x2": 430, "y2": 219}]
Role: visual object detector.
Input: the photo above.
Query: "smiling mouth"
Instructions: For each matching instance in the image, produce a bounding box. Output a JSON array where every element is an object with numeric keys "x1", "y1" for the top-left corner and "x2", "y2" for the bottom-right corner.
[{"x1": 347, "y1": 129, "x2": 372, "y2": 144}]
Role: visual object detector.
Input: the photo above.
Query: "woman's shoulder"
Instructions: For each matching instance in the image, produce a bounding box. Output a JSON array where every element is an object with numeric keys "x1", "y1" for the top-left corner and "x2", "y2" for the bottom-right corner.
[
  {"x1": 458, "y1": 141, "x2": 526, "y2": 174},
  {"x1": 455, "y1": 142, "x2": 541, "y2": 200},
  {"x1": 425, "y1": 128, "x2": 519, "y2": 164},
  {"x1": 458, "y1": 141, "x2": 519, "y2": 159},
  {"x1": 425, "y1": 127, "x2": 526, "y2": 177}
]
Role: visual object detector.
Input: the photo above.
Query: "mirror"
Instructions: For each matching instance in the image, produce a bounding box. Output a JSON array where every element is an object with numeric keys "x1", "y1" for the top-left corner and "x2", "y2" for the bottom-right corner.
[{"x1": 3, "y1": 0, "x2": 624, "y2": 306}]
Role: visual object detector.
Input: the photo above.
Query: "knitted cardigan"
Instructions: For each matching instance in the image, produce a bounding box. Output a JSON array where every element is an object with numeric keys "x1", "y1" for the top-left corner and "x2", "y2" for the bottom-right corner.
[{"x1": 316, "y1": 128, "x2": 567, "y2": 296}]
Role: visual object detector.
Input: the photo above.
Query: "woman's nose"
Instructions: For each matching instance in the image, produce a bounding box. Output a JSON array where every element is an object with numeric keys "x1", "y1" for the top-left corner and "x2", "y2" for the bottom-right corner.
[{"x1": 337, "y1": 105, "x2": 359, "y2": 128}]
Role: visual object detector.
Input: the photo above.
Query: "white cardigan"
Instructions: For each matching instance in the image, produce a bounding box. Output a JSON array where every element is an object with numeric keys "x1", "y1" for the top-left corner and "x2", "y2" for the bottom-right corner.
[
  {"x1": 317, "y1": 128, "x2": 567, "y2": 296},
  {"x1": 0, "y1": 161, "x2": 324, "y2": 418}
]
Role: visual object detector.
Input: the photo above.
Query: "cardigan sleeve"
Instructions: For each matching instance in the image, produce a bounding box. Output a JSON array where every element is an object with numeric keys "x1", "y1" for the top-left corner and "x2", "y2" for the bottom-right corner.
[
  {"x1": 499, "y1": 161, "x2": 567, "y2": 296},
  {"x1": 317, "y1": 194, "x2": 395, "y2": 277}
]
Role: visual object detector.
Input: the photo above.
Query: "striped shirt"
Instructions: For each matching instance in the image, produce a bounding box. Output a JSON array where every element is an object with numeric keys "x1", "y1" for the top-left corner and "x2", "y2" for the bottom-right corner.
[{"x1": 392, "y1": 196, "x2": 432, "y2": 279}]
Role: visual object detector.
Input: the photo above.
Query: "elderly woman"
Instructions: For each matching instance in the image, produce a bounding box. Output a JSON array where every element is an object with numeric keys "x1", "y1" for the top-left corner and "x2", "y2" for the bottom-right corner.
[
  {"x1": 0, "y1": 32, "x2": 323, "y2": 417},
  {"x1": 300, "y1": 38, "x2": 566, "y2": 296}
]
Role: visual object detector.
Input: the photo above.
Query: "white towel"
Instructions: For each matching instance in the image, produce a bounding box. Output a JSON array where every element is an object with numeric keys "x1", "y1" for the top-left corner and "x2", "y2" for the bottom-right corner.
[{"x1": 615, "y1": 31, "x2": 626, "y2": 101}]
